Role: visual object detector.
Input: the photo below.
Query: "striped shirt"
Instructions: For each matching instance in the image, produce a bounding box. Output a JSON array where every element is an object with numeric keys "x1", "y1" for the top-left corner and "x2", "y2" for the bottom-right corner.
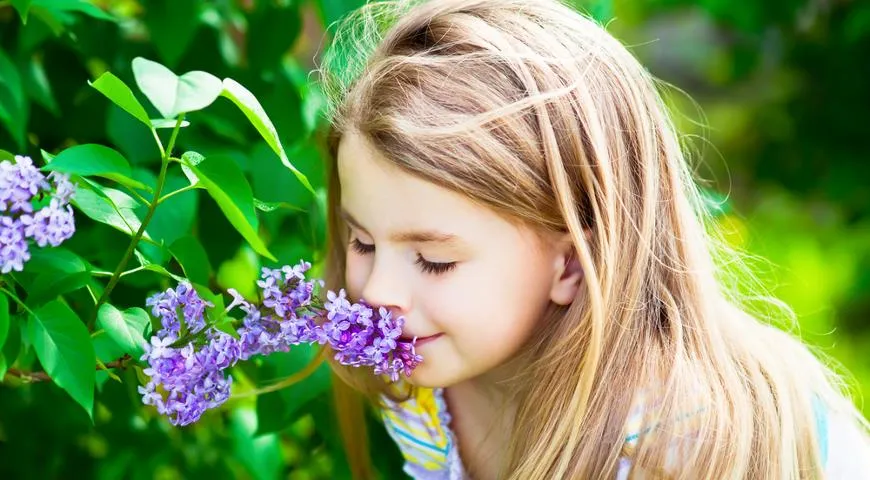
[{"x1": 379, "y1": 385, "x2": 870, "y2": 479}]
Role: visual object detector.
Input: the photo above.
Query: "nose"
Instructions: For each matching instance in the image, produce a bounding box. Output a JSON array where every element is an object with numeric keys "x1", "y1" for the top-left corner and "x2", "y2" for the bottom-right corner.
[{"x1": 359, "y1": 254, "x2": 410, "y2": 315}]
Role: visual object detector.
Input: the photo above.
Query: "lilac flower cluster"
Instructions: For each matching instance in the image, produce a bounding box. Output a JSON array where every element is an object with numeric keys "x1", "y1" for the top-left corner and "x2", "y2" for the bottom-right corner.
[
  {"x1": 0, "y1": 155, "x2": 76, "y2": 274},
  {"x1": 322, "y1": 289, "x2": 423, "y2": 381},
  {"x1": 138, "y1": 260, "x2": 424, "y2": 426},
  {"x1": 139, "y1": 282, "x2": 240, "y2": 426},
  {"x1": 233, "y1": 261, "x2": 326, "y2": 359}
]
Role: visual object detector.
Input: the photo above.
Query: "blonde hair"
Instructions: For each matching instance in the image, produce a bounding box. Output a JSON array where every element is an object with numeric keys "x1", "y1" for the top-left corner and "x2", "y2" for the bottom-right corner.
[{"x1": 313, "y1": 0, "x2": 867, "y2": 478}]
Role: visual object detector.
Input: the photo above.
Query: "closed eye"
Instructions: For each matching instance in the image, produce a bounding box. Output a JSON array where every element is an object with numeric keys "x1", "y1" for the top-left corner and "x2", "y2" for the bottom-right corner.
[
  {"x1": 351, "y1": 237, "x2": 456, "y2": 275},
  {"x1": 415, "y1": 254, "x2": 456, "y2": 275},
  {"x1": 350, "y1": 238, "x2": 375, "y2": 255}
]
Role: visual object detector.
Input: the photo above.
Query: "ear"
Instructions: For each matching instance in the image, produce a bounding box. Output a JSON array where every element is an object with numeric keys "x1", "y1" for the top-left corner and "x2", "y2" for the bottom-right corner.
[{"x1": 549, "y1": 232, "x2": 585, "y2": 306}]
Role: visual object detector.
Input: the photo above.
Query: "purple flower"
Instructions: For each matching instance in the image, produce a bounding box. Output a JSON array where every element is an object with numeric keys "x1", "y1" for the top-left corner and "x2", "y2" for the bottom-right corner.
[
  {"x1": 20, "y1": 199, "x2": 75, "y2": 247},
  {"x1": 139, "y1": 325, "x2": 241, "y2": 426},
  {"x1": 139, "y1": 259, "x2": 425, "y2": 425},
  {"x1": 235, "y1": 261, "x2": 324, "y2": 359},
  {"x1": 321, "y1": 288, "x2": 422, "y2": 382},
  {"x1": 0, "y1": 155, "x2": 50, "y2": 214},
  {"x1": 145, "y1": 281, "x2": 211, "y2": 338},
  {"x1": 0, "y1": 155, "x2": 77, "y2": 273},
  {"x1": 0, "y1": 216, "x2": 29, "y2": 274}
]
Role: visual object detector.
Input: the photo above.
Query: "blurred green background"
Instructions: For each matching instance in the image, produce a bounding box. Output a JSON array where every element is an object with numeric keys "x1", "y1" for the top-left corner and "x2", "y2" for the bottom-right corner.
[{"x1": 0, "y1": 0, "x2": 867, "y2": 478}]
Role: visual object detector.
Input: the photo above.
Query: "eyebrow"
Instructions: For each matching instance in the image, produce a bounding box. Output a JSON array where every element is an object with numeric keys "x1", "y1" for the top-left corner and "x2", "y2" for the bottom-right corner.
[{"x1": 340, "y1": 208, "x2": 460, "y2": 244}]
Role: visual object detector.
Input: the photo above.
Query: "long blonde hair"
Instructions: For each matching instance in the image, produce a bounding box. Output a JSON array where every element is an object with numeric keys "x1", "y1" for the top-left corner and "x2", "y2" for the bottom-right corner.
[{"x1": 313, "y1": 0, "x2": 867, "y2": 477}]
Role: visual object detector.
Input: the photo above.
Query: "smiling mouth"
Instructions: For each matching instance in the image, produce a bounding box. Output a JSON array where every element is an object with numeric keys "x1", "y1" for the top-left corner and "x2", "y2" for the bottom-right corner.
[{"x1": 399, "y1": 333, "x2": 444, "y2": 344}]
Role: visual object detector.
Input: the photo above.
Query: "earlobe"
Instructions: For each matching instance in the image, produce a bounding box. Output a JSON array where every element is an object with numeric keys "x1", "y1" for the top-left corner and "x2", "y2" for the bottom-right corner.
[{"x1": 549, "y1": 239, "x2": 584, "y2": 306}]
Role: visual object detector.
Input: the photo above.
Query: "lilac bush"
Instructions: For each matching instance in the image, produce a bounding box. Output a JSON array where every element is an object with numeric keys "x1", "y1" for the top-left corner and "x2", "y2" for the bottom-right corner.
[
  {"x1": 0, "y1": 155, "x2": 76, "y2": 273},
  {"x1": 139, "y1": 260, "x2": 424, "y2": 426}
]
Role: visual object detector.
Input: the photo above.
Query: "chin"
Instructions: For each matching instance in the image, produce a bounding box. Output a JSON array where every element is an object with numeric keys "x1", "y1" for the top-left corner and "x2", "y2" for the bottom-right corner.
[{"x1": 403, "y1": 362, "x2": 464, "y2": 389}]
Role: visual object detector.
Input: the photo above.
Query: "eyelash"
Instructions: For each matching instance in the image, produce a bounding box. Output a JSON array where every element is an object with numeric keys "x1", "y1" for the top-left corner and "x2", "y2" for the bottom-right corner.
[{"x1": 349, "y1": 238, "x2": 457, "y2": 275}]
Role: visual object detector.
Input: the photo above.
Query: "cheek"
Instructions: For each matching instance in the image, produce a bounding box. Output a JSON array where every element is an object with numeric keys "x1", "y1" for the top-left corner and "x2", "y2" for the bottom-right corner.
[
  {"x1": 430, "y1": 256, "x2": 552, "y2": 347},
  {"x1": 344, "y1": 252, "x2": 370, "y2": 300}
]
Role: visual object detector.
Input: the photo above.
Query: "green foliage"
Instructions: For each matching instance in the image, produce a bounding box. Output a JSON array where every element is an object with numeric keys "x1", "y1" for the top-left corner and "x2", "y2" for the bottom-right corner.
[
  {"x1": 0, "y1": 0, "x2": 867, "y2": 478},
  {"x1": 0, "y1": 0, "x2": 367, "y2": 478},
  {"x1": 45, "y1": 143, "x2": 150, "y2": 190},
  {"x1": 95, "y1": 303, "x2": 150, "y2": 358},
  {"x1": 27, "y1": 299, "x2": 96, "y2": 419}
]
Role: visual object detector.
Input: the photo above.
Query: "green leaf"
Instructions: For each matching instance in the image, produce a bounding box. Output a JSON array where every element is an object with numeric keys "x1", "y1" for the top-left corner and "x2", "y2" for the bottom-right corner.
[
  {"x1": 231, "y1": 407, "x2": 282, "y2": 480},
  {"x1": 26, "y1": 270, "x2": 91, "y2": 307},
  {"x1": 251, "y1": 141, "x2": 324, "y2": 210},
  {"x1": 253, "y1": 198, "x2": 302, "y2": 213},
  {"x1": 181, "y1": 153, "x2": 276, "y2": 260},
  {"x1": 92, "y1": 331, "x2": 126, "y2": 390},
  {"x1": 140, "y1": 263, "x2": 187, "y2": 283},
  {"x1": 30, "y1": 0, "x2": 115, "y2": 22},
  {"x1": 0, "y1": 49, "x2": 28, "y2": 149},
  {"x1": 0, "y1": 150, "x2": 14, "y2": 161},
  {"x1": 0, "y1": 293, "x2": 9, "y2": 352},
  {"x1": 90, "y1": 72, "x2": 152, "y2": 128},
  {"x1": 21, "y1": 53, "x2": 59, "y2": 116},
  {"x1": 170, "y1": 236, "x2": 212, "y2": 286},
  {"x1": 41, "y1": 148, "x2": 54, "y2": 163},
  {"x1": 247, "y1": 4, "x2": 302, "y2": 72},
  {"x1": 72, "y1": 183, "x2": 150, "y2": 239},
  {"x1": 2, "y1": 317, "x2": 21, "y2": 374},
  {"x1": 25, "y1": 247, "x2": 88, "y2": 274},
  {"x1": 132, "y1": 57, "x2": 223, "y2": 118},
  {"x1": 28, "y1": 300, "x2": 96, "y2": 419},
  {"x1": 107, "y1": 105, "x2": 161, "y2": 166},
  {"x1": 27, "y1": 5, "x2": 67, "y2": 37},
  {"x1": 216, "y1": 246, "x2": 259, "y2": 300},
  {"x1": 11, "y1": 0, "x2": 34, "y2": 23},
  {"x1": 150, "y1": 118, "x2": 190, "y2": 129},
  {"x1": 137, "y1": 170, "x2": 197, "y2": 248},
  {"x1": 190, "y1": 284, "x2": 226, "y2": 325},
  {"x1": 142, "y1": 0, "x2": 202, "y2": 68},
  {"x1": 282, "y1": 59, "x2": 328, "y2": 136},
  {"x1": 180, "y1": 151, "x2": 204, "y2": 186},
  {"x1": 220, "y1": 78, "x2": 314, "y2": 195},
  {"x1": 44, "y1": 144, "x2": 150, "y2": 191},
  {"x1": 96, "y1": 304, "x2": 150, "y2": 358}
]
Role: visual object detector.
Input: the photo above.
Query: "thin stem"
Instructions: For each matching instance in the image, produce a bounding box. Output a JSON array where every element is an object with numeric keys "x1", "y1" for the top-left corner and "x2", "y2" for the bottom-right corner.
[
  {"x1": 151, "y1": 128, "x2": 166, "y2": 160},
  {"x1": 85, "y1": 284, "x2": 99, "y2": 305},
  {"x1": 120, "y1": 184, "x2": 150, "y2": 205},
  {"x1": 230, "y1": 351, "x2": 326, "y2": 399},
  {"x1": 0, "y1": 286, "x2": 35, "y2": 317},
  {"x1": 93, "y1": 265, "x2": 147, "y2": 278},
  {"x1": 4, "y1": 355, "x2": 132, "y2": 383},
  {"x1": 89, "y1": 115, "x2": 186, "y2": 330},
  {"x1": 119, "y1": 265, "x2": 147, "y2": 277},
  {"x1": 157, "y1": 184, "x2": 198, "y2": 205}
]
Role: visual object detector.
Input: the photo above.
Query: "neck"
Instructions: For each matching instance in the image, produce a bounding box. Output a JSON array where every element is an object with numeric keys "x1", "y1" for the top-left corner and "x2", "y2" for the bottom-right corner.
[{"x1": 443, "y1": 358, "x2": 527, "y2": 479}]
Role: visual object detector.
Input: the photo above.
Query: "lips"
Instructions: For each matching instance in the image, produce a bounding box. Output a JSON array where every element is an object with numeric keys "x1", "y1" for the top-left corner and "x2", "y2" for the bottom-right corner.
[{"x1": 399, "y1": 333, "x2": 443, "y2": 344}]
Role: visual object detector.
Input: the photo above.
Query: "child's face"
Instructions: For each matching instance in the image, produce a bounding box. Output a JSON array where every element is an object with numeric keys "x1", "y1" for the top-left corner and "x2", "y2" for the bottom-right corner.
[{"x1": 337, "y1": 132, "x2": 566, "y2": 388}]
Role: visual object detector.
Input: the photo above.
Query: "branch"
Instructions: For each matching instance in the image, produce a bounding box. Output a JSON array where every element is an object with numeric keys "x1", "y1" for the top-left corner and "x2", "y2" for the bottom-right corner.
[
  {"x1": 3, "y1": 355, "x2": 132, "y2": 383},
  {"x1": 88, "y1": 114, "x2": 186, "y2": 330}
]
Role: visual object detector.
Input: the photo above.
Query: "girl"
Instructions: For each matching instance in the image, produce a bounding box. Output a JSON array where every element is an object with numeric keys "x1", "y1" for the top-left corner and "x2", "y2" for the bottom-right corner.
[{"x1": 314, "y1": 0, "x2": 870, "y2": 478}]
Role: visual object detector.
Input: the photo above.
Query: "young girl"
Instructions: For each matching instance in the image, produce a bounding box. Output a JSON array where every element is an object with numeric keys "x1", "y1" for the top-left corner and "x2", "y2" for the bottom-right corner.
[{"x1": 314, "y1": 0, "x2": 870, "y2": 478}]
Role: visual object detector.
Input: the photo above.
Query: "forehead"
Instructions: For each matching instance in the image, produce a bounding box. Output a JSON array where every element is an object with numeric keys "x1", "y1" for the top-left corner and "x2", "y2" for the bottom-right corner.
[{"x1": 336, "y1": 132, "x2": 517, "y2": 244}]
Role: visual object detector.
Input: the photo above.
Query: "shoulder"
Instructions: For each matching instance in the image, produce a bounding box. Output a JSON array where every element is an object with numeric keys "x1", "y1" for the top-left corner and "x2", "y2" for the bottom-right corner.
[
  {"x1": 818, "y1": 400, "x2": 870, "y2": 477},
  {"x1": 618, "y1": 391, "x2": 705, "y2": 476},
  {"x1": 620, "y1": 391, "x2": 870, "y2": 477}
]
